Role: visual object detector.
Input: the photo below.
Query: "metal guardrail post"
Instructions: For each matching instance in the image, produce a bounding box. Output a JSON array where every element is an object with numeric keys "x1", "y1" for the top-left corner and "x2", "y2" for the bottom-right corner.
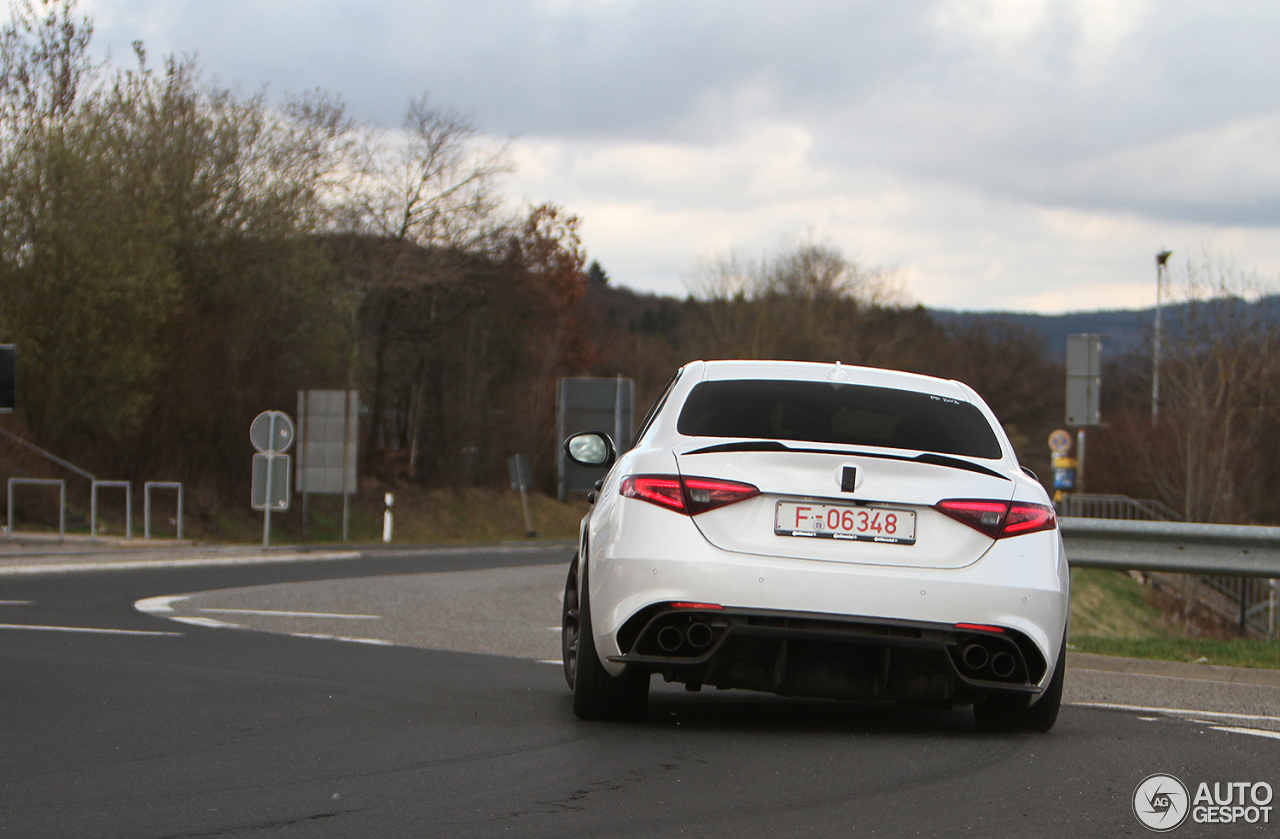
[
  {"x1": 90, "y1": 480, "x2": 132, "y2": 540},
  {"x1": 144, "y1": 481, "x2": 183, "y2": 540},
  {"x1": 6, "y1": 477, "x2": 66, "y2": 540}
]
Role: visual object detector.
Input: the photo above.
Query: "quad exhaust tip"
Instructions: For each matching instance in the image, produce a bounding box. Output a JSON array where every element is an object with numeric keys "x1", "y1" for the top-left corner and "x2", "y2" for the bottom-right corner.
[
  {"x1": 686, "y1": 622, "x2": 713, "y2": 649},
  {"x1": 656, "y1": 626, "x2": 684, "y2": 652},
  {"x1": 962, "y1": 643, "x2": 989, "y2": 671},
  {"x1": 990, "y1": 651, "x2": 1016, "y2": 679}
]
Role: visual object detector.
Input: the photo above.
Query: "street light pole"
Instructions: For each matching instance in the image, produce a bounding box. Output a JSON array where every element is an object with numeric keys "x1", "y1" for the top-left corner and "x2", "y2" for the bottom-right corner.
[{"x1": 1152, "y1": 250, "x2": 1172, "y2": 422}]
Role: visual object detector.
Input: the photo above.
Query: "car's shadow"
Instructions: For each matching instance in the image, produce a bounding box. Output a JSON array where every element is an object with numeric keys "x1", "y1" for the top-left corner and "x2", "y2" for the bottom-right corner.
[{"x1": 634, "y1": 682, "x2": 983, "y2": 735}]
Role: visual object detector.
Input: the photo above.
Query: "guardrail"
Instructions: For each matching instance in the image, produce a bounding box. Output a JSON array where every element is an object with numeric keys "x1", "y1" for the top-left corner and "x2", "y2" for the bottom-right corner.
[
  {"x1": 1058, "y1": 494, "x2": 1184, "y2": 522},
  {"x1": 1061, "y1": 517, "x2": 1280, "y2": 577}
]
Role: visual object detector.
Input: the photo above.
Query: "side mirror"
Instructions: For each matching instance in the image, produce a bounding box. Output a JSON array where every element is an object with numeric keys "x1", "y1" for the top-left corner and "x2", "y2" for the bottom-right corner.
[{"x1": 563, "y1": 431, "x2": 616, "y2": 468}]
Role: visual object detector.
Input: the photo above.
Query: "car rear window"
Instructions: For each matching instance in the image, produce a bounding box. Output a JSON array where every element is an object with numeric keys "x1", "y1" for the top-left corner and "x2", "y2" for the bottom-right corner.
[{"x1": 676, "y1": 379, "x2": 1003, "y2": 459}]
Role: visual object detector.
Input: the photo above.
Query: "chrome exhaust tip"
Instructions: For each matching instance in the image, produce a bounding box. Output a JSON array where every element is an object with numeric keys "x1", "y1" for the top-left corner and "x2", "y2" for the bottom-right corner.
[
  {"x1": 962, "y1": 643, "x2": 989, "y2": 671},
  {"x1": 990, "y1": 651, "x2": 1016, "y2": 679},
  {"x1": 656, "y1": 625, "x2": 685, "y2": 653},
  {"x1": 685, "y1": 622, "x2": 713, "y2": 649}
]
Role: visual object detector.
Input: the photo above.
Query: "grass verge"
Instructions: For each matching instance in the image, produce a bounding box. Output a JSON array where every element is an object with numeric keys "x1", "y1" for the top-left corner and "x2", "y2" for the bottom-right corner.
[
  {"x1": 214, "y1": 485, "x2": 590, "y2": 545},
  {"x1": 1070, "y1": 567, "x2": 1280, "y2": 669}
]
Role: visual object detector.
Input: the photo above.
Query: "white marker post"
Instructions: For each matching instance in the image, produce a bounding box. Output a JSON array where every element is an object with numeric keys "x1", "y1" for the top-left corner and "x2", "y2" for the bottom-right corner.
[{"x1": 383, "y1": 493, "x2": 393, "y2": 543}]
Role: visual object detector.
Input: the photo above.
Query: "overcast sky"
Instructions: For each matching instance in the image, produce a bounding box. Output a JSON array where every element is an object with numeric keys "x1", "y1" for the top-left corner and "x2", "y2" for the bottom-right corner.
[{"x1": 76, "y1": 0, "x2": 1280, "y2": 313}]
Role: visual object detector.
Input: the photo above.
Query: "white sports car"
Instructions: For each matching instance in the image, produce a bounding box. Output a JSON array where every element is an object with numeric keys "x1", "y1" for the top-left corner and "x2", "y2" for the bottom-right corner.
[{"x1": 561, "y1": 359, "x2": 1069, "y2": 732}]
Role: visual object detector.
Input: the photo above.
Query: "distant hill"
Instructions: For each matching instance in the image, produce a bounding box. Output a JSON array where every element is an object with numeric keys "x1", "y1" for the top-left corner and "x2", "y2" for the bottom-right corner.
[
  {"x1": 592, "y1": 280, "x2": 1278, "y2": 365},
  {"x1": 925, "y1": 307, "x2": 1153, "y2": 362},
  {"x1": 928, "y1": 296, "x2": 1280, "y2": 362}
]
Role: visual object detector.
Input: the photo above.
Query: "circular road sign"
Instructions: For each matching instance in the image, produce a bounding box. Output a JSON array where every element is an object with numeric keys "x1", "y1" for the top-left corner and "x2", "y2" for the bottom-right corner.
[
  {"x1": 250, "y1": 410, "x2": 295, "y2": 455},
  {"x1": 1048, "y1": 429, "x2": 1072, "y2": 455}
]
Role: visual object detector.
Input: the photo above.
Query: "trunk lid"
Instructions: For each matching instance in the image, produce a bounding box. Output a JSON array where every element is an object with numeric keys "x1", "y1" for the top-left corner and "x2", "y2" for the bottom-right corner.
[{"x1": 676, "y1": 443, "x2": 1014, "y2": 569}]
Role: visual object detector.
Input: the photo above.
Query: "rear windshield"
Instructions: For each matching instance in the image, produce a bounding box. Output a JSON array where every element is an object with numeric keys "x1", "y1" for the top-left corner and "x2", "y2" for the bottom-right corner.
[{"x1": 676, "y1": 380, "x2": 1003, "y2": 459}]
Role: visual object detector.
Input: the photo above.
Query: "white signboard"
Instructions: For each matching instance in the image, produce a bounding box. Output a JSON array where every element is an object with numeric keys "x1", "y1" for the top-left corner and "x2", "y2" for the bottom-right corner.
[
  {"x1": 251, "y1": 454, "x2": 291, "y2": 511},
  {"x1": 296, "y1": 390, "x2": 358, "y2": 495}
]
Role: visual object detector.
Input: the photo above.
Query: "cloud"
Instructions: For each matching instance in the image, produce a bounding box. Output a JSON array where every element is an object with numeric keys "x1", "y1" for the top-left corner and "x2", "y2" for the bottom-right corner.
[
  {"x1": 507, "y1": 120, "x2": 1280, "y2": 311},
  {"x1": 53, "y1": 1, "x2": 1280, "y2": 310}
]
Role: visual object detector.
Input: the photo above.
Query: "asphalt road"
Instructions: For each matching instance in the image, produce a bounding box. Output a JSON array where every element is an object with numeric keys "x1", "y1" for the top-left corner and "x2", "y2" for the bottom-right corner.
[{"x1": 3, "y1": 544, "x2": 1280, "y2": 838}]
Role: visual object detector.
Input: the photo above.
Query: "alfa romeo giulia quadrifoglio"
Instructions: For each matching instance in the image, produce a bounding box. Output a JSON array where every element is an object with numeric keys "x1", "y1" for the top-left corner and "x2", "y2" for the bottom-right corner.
[{"x1": 560, "y1": 359, "x2": 1069, "y2": 732}]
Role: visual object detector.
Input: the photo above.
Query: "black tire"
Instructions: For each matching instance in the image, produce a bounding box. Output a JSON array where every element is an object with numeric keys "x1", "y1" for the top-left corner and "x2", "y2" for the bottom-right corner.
[
  {"x1": 567, "y1": 555, "x2": 649, "y2": 721},
  {"x1": 973, "y1": 634, "x2": 1065, "y2": 734},
  {"x1": 561, "y1": 558, "x2": 580, "y2": 690}
]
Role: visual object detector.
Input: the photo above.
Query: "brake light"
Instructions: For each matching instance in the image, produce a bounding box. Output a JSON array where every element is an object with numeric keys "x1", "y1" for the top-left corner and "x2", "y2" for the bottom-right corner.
[
  {"x1": 935, "y1": 499, "x2": 1056, "y2": 539},
  {"x1": 620, "y1": 475, "x2": 760, "y2": 515},
  {"x1": 670, "y1": 602, "x2": 724, "y2": 610}
]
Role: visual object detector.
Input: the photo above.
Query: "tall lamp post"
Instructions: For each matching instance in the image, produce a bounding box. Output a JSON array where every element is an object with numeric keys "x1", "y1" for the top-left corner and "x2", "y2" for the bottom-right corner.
[{"x1": 1152, "y1": 250, "x2": 1172, "y2": 422}]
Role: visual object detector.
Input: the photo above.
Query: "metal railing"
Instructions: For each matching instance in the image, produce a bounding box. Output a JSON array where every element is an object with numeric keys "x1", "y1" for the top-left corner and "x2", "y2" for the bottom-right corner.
[
  {"x1": 90, "y1": 479, "x2": 131, "y2": 540},
  {"x1": 1062, "y1": 518, "x2": 1280, "y2": 576},
  {"x1": 144, "y1": 481, "x2": 183, "y2": 540},
  {"x1": 1057, "y1": 493, "x2": 1184, "y2": 522},
  {"x1": 5, "y1": 477, "x2": 66, "y2": 539},
  {"x1": 1061, "y1": 516, "x2": 1280, "y2": 638}
]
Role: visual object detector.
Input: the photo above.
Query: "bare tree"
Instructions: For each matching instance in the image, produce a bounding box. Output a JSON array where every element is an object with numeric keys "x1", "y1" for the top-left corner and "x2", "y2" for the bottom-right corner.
[
  {"x1": 1155, "y1": 258, "x2": 1280, "y2": 523},
  {"x1": 344, "y1": 94, "x2": 509, "y2": 250},
  {"x1": 679, "y1": 239, "x2": 909, "y2": 363},
  {"x1": 341, "y1": 94, "x2": 513, "y2": 473}
]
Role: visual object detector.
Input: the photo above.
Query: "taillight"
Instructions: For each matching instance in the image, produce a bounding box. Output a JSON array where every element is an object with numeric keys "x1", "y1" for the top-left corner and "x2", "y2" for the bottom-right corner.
[
  {"x1": 935, "y1": 499, "x2": 1056, "y2": 539},
  {"x1": 619, "y1": 476, "x2": 685, "y2": 512},
  {"x1": 682, "y1": 477, "x2": 761, "y2": 514},
  {"x1": 620, "y1": 475, "x2": 760, "y2": 515}
]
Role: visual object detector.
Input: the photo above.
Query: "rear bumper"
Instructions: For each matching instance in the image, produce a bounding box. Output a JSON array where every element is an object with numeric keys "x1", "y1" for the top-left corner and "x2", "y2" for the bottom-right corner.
[
  {"x1": 587, "y1": 511, "x2": 1069, "y2": 691},
  {"x1": 608, "y1": 606, "x2": 1046, "y2": 703}
]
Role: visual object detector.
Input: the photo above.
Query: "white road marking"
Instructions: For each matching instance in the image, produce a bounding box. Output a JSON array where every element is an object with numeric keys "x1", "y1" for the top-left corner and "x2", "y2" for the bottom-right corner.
[
  {"x1": 2, "y1": 551, "x2": 361, "y2": 576},
  {"x1": 545, "y1": 626, "x2": 561, "y2": 631},
  {"x1": 0, "y1": 600, "x2": 33, "y2": 605},
  {"x1": 1071, "y1": 702, "x2": 1280, "y2": 724},
  {"x1": 539, "y1": 660, "x2": 563, "y2": 665},
  {"x1": 1210, "y1": 726, "x2": 1280, "y2": 740},
  {"x1": 287, "y1": 632, "x2": 395, "y2": 646},
  {"x1": 2, "y1": 541, "x2": 570, "y2": 577},
  {"x1": 135, "y1": 594, "x2": 191, "y2": 613},
  {"x1": 169, "y1": 616, "x2": 239, "y2": 629},
  {"x1": 0, "y1": 622, "x2": 182, "y2": 636},
  {"x1": 198, "y1": 608, "x2": 381, "y2": 620}
]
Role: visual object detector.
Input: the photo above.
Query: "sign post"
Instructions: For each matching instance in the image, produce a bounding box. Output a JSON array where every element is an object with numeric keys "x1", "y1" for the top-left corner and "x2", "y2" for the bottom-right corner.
[
  {"x1": 1048, "y1": 429, "x2": 1076, "y2": 506},
  {"x1": 507, "y1": 454, "x2": 537, "y2": 538},
  {"x1": 250, "y1": 410, "x2": 294, "y2": 547},
  {"x1": 0, "y1": 345, "x2": 14, "y2": 413},
  {"x1": 1065, "y1": 334, "x2": 1103, "y2": 494}
]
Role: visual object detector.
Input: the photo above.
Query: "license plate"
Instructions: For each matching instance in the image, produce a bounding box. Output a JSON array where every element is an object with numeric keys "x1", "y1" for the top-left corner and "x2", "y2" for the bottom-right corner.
[{"x1": 775, "y1": 501, "x2": 916, "y2": 545}]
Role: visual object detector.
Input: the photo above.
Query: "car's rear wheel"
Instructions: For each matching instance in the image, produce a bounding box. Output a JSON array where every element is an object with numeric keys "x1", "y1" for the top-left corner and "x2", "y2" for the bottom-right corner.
[
  {"x1": 561, "y1": 557, "x2": 580, "y2": 690},
  {"x1": 566, "y1": 555, "x2": 649, "y2": 721},
  {"x1": 973, "y1": 633, "x2": 1065, "y2": 733}
]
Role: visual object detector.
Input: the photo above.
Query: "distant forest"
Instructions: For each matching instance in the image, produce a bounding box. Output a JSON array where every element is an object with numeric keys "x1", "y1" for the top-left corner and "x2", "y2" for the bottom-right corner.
[{"x1": 3, "y1": 1, "x2": 1279, "y2": 528}]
